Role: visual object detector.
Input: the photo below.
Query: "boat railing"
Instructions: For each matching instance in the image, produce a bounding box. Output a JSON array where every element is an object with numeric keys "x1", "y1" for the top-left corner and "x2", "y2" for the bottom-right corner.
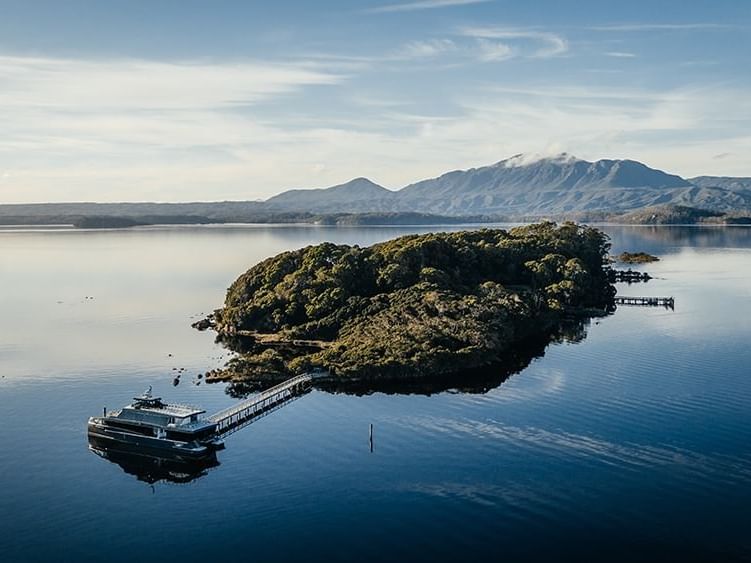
[
  {"x1": 164, "y1": 402, "x2": 204, "y2": 412},
  {"x1": 134, "y1": 401, "x2": 205, "y2": 415}
]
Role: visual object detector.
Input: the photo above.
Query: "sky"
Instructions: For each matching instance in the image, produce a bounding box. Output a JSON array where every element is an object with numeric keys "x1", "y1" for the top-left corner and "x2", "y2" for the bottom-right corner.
[{"x1": 0, "y1": 0, "x2": 749, "y2": 203}]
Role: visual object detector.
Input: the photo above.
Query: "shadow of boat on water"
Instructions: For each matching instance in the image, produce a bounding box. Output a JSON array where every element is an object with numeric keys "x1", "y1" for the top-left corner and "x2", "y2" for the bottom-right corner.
[{"x1": 88, "y1": 435, "x2": 220, "y2": 484}]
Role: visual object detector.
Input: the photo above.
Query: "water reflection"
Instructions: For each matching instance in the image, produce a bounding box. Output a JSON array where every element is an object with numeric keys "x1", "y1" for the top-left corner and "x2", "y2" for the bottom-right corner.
[
  {"x1": 605, "y1": 225, "x2": 751, "y2": 253},
  {"x1": 88, "y1": 436, "x2": 219, "y2": 484},
  {"x1": 2, "y1": 225, "x2": 750, "y2": 561}
]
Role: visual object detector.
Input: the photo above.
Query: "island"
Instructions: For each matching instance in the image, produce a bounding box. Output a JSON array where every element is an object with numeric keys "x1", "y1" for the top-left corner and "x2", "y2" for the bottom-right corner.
[
  {"x1": 196, "y1": 222, "x2": 616, "y2": 387},
  {"x1": 618, "y1": 252, "x2": 660, "y2": 264}
]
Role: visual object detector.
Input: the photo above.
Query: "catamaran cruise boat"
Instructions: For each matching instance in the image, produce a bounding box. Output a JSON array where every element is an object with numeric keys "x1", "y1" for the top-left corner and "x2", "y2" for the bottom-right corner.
[{"x1": 87, "y1": 387, "x2": 223, "y2": 459}]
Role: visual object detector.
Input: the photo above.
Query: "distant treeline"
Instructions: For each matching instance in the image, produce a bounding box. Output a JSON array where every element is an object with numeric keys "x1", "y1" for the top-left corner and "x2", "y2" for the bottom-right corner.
[
  {"x1": 73, "y1": 215, "x2": 212, "y2": 228},
  {"x1": 312, "y1": 212, "x2": 499, "y2": 225},
  {"x1": 0, "y1": 211, "x2": 510, "y2": 228},
  {"x1": 1, "y1": 203, "x2": 750, "y2": 228},
  {"x1": 0, "y1": 214, "x2": 217, "y2": 228}
]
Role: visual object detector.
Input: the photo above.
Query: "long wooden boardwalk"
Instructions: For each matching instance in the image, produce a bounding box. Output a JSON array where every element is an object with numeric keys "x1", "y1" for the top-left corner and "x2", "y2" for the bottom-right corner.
[
  {"x1": 209, "y1": 373, "x2": 314, "y2": 437},
  {"x1": 615, "y1": 296, "x2": 674, "y2": 308}
]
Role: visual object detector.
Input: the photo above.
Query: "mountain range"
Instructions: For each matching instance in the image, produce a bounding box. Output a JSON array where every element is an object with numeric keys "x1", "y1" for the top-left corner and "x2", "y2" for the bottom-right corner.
[
  {"x1": 266, "y1": 153, "x2": 751, "y2": 215},
  {"x1": 2, "y1": 153, "x2": 750, "y2": 224}
]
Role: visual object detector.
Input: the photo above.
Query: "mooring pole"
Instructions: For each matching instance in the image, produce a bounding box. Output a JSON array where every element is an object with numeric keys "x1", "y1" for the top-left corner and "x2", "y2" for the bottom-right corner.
[
  {"x1": 103, "y1": 406, "x2": 107, "y2": 417},
  {"x1": 369, "y1": 423, "x2": 374, "y2": 453}
]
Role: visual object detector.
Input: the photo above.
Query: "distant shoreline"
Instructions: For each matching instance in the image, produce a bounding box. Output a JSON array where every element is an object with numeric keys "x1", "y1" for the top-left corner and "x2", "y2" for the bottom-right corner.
[
  {"x1": 2, "y1": 218, "x2": 751, "y2": 231},
  {"x1": 3, "y1": 197, "x2": 751, "y2": 232}
]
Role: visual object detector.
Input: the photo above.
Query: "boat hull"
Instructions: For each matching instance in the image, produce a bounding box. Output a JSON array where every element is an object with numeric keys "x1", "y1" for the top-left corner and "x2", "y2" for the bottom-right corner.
[{"x1": 87, "y1": 418, "x2": 211, "y2": 460}]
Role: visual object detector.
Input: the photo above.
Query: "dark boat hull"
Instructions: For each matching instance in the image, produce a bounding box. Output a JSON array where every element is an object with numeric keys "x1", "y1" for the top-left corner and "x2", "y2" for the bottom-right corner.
[{"x1": 87, "y1": 419, "x2": 211, "y2": 460}]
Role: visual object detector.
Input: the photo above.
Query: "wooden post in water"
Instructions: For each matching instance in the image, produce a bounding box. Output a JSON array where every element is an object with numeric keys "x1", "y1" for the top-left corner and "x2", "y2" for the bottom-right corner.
[{"x1": 369, "y1": 423, "x2": 374, "y2": 453}]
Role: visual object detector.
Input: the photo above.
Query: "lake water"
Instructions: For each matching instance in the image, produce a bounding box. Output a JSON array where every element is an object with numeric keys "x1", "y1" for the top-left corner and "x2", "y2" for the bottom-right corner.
[{"x1": 1, "y1": 224, "x2": 750, "y2": 562}]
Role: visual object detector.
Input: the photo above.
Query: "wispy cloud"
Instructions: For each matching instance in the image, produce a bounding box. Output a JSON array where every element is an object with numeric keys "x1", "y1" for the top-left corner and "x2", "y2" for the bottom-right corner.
[
  {"x1": 590, "y1": 23, "x2": 731, "y2": 32},
  {"x1": 5, "y1": 80, "x2": 751, "y2": 202},
  {"x1": 303, "y1": 26, "x2": 567, "y2": 68},
  {"x1": 605, "y1": 51, "x2": 637, "y2": 58},
  {"x1": 367, "y1": 0, "x2": 492, "y2": 14},
  {"x1": 0, "y1": 54, "x2": 347, "y2": 201},
  {"x1": 476, "y1": 39, "x2": 514, "y2": 61},
  {"x1": 2, "y1": 35, "x2": 750, "y2": 203},
  {"x1": 0, "y1": 55, "x2": 342, "y2": 110},
  {"x1": 398, "y1": 39, "x2": 458, "y2": 58},
  {"x1": 394, "y1": 33, "x2": 548, "y2": 63},
  {"x1": 459, "y1": 27, "x2": 568, "y2": 58},
  {"x1": 679, "y1": 59, "x2": 720, "y2": 67},
  {"x1": 450, "y1": 84, "x2": 751, "y2": 175}
]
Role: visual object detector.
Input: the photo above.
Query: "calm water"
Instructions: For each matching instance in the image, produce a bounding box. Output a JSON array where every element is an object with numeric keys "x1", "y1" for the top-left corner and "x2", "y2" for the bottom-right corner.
[{"x1": 1, "y1": 224, "x2": 750, "y2": 562}]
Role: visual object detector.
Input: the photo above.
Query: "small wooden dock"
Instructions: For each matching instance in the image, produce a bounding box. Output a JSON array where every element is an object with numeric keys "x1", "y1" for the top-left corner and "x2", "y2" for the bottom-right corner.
[
  {"x1": 209, "y1": 373, "x2": 314, "y2": 437},
  {"x1": 609, "y1": 269, "x2": 652, "y2": 283},
  {"x1": 615, "y1": 296, "x2": 674, "y2": 308}
]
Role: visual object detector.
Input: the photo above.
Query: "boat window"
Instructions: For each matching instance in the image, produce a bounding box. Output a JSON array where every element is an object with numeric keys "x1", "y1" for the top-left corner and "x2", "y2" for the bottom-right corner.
[
  {"x1": 169, "y1": 417, "x2": 175, "y2": 424},
  {"x1": 190, "y1": 415, "x2": 197, "y2": 422}
]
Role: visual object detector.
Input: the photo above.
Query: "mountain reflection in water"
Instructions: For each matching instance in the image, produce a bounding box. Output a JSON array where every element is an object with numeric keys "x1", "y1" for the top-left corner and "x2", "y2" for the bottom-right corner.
[{"x1": 88, "y1": 436, "x2": 219, "y2": 484}]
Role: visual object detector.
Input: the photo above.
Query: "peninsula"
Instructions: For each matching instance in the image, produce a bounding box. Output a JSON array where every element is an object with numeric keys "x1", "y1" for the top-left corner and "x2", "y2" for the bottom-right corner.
[{"x1": 197, "y1": 222, "x2": 616, "y2": 385}]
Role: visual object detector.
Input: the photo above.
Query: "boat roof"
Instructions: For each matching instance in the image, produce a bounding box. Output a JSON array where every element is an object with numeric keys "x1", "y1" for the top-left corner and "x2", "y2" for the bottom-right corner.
[
  {"x1": 125, "y1": 402, "x2": 205, "y2": 418},
  {"x1": 126, "y1": 386, "x2": 205, "y2": 418}
]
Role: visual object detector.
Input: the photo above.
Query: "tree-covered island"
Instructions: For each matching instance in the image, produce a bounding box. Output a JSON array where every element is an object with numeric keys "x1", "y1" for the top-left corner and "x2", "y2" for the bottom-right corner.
[
  {"x1": 618, "y1": 252, "x2": 660, "y2": 264},
  {"x1": 197, "y1": 222, "x2": 616, "y2": 386}
]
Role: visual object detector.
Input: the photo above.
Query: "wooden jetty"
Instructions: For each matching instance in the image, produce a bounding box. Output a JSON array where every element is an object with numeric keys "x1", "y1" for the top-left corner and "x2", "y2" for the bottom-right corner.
[
  {"x1": 608, "y1": 269, "x2": 652, "y2": 283},
  {"x1": 209, "y1": 373, "x2": 314, "y2": 437},
  {"x1": 614, "y1": 296, "x2": 674, "y2": 308}
]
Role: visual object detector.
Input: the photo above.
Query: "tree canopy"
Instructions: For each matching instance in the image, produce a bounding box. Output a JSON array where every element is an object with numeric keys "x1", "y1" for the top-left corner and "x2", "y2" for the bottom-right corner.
[{"x1": 210, "y1": 222, "x2": 614, "y2": 382}]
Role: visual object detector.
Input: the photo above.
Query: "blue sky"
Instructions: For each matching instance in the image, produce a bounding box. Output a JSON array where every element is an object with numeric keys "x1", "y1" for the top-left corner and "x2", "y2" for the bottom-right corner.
[{"x1": 0, "y1": 0, "x2": 749, "y2": 202}]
